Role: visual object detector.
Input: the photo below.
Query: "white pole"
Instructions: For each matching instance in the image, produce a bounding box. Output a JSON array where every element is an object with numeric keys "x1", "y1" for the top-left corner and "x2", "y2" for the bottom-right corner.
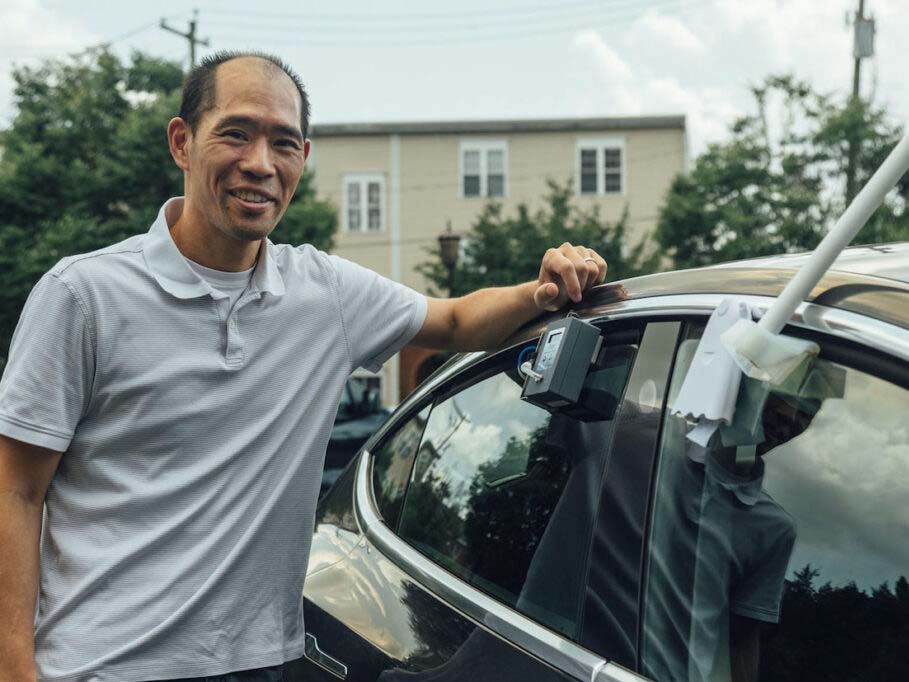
[{"x1": 760, "y1": 131, "x2": 909, "y2": 334}]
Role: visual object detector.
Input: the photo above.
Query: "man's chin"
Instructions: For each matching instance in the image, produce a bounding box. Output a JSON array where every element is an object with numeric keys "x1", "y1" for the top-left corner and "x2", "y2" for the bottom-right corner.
[{"x1": 224, "y1": 212, "x2": 280, "y2": 241}]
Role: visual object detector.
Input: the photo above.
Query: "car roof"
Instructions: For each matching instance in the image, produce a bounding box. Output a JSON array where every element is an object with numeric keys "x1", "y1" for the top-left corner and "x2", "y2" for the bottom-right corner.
[
  {"x1": 709, "y1": 242, "x2": 909, "y2": 284},
  {"x1": 506, "y1": 243, "x2": 909, "y2": 347}
]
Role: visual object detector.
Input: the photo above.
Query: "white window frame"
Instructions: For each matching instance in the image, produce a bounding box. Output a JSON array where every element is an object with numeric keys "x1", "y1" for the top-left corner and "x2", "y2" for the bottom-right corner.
[
  {"x1": 342, "y1": 173, "x2": 386, "y2": 233},
  {"x1": 575, "y1": 136, "x2": 626, "y2": 197},
  {"x1": 459, "y1": 140, "x2": 508, "y2": 199}
]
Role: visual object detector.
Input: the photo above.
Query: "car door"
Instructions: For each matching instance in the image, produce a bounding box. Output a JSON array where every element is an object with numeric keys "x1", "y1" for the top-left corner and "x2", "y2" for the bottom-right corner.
[
  {"x1": 292, "y1": 319, "x2": 669, "y2": 681},
  {"x1": 639, "y1": 318, "x2": 909, "y2": 682}
]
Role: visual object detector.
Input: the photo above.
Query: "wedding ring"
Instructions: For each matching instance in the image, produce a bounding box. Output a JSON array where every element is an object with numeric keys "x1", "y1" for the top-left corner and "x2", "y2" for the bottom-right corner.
[{"x1": 583, "y1": 257, "x2": 597, "y2": 264}]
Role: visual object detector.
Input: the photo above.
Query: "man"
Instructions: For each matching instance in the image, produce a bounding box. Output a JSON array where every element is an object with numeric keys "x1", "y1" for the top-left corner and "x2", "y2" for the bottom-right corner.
[{"x1": 0, "y1": 52, "x2": 607, "y2": 681}]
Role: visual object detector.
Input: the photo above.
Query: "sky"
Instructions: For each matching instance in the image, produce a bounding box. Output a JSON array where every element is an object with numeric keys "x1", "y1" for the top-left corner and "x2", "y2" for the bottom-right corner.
[{"x1": 1, "y1": 0, "x2": 907, "y2": 158}]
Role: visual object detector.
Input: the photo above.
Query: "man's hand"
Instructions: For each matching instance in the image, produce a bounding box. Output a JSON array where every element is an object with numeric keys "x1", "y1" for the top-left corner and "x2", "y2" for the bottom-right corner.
[
  {"x1": 534, "y1": 242, "x2": 608, "y2": 312},
  {"x1": 414, "y1": 242, "x2": 609, "y2": 352}
]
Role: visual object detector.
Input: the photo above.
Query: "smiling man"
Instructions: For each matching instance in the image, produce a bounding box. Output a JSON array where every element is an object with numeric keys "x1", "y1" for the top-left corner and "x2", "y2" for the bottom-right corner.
[{"x1": 0, "y1": 52, "x2": 607, "y2": 682}]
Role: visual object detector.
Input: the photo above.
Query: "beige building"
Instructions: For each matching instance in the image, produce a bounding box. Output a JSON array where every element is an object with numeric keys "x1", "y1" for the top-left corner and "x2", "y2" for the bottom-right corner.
[{"x1": 309, "y1": 116, "x2": 687, "y2": 403}]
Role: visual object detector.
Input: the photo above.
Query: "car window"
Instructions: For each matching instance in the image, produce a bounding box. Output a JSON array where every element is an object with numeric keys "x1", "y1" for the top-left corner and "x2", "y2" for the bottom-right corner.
[
  {"x1": 371, "y1": 404, "x2": 431, "y2": 530},
  {"x1": 642, "y1": 323, "x2": 909, "y2": 682},
  {"x1": 394, "y1": 338, "x2": 639, "y2": 639}
]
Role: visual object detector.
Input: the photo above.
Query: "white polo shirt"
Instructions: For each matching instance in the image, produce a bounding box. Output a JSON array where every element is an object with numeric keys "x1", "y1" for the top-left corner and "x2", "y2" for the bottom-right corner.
[{"x1": 0, "y1": 198, "x2": 427, "y2": 681}]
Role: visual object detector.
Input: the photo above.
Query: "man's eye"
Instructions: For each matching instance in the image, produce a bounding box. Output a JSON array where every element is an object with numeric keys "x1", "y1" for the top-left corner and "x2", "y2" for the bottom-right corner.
[
  {"x1": 276, "y1": 139, "x2": 301, "y2": 149},
  {"x1": 223, "y1": 130, "x2": 246, "y2": 140}
]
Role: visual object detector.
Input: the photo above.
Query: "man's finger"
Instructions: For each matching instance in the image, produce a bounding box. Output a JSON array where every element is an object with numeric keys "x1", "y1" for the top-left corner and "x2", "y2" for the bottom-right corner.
[
  {"x1": 533, "y1": 282, "x2": 562, "y2": 311},
  {"x1": 587, "y1": 248, "x2": 608, "y2": 284},
  {"x1": 550, "y1": 249, "x2": 583, "y2": 302},
  {"x1": 576, "y1": 246, "x2": 601, "y2": 289}
]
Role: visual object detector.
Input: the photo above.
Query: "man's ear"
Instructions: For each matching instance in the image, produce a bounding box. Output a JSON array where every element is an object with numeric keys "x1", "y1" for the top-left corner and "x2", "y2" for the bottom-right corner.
[
  {"x1": 303, "y1": 138, "x2": 312, "y2": 164},
  {"x1": 167, "y1": 117, "x2": 192, "y2": 172}
]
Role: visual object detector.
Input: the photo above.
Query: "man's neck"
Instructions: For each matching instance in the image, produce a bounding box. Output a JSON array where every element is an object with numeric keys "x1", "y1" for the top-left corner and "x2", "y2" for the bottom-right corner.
[{"x1": 169, "y1": 202, "x2": 261, "y2": 273}]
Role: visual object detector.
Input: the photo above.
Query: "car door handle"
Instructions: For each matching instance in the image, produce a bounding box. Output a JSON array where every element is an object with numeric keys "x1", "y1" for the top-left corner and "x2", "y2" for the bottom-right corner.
[{"x1": 304, "y1": 633, "x2": 348, "y2": 680}]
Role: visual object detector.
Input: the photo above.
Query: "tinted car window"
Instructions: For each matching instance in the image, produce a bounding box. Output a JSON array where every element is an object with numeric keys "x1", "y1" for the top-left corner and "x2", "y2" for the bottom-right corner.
[
  {"x1": 372, "y1": 405, "x2": 431, "y2": 530},
  {"x1": 642, "y1": 326, "x2": 909, "y2": 682},
  {"x1": 395, "y1": 341, "x2": 637, "y2": 638}
]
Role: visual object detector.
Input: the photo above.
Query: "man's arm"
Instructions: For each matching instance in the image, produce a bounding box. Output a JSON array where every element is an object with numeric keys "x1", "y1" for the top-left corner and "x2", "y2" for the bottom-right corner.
[
  {"x1": 0, "y1": 435, "x2": 62, "y2": 682},
  {"x1": 412, "y1": 242, "x2": 608, "y2": 351},
  {"x1": 730, "y1": 614, "x2": 763, "y2": 682}
]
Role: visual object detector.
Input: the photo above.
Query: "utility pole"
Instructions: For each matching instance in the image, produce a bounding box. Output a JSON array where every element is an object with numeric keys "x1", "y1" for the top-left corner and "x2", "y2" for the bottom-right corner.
[
  {"x1": 160, "y1": 10, "x2": 210, "y2": 69},
  {"x1": 846, "y1": 0, "x2": 875, "y2": 202}
]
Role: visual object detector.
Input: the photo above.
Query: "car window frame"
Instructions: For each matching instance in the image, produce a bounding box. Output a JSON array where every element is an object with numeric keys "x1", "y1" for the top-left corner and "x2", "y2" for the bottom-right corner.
[{"x1": 361, "y1": 318, "x2": 681, "y2": 675}]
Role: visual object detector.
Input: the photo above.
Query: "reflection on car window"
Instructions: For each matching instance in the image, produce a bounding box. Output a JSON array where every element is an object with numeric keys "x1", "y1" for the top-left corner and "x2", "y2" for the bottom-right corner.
[
  {"x1": 396, "y1": 343, "x2": 637, "y2": 638},
  {"x1": 643, "y1": 325, "x2": 909, "y2": 682},
  {"x1": 372, "y1": 405, "x2": 430, "y2": 530}
]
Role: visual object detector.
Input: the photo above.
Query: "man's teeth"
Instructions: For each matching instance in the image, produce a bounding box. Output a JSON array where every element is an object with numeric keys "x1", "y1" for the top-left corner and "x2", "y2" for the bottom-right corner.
[{"x1": 232, "y1": 190, "x2": 269, "y2": 203}]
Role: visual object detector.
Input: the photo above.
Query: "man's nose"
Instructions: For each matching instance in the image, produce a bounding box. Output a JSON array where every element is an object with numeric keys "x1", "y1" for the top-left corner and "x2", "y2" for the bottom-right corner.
[{"x1": 239, "y1": 137, "x2": 276, "y2": 177}]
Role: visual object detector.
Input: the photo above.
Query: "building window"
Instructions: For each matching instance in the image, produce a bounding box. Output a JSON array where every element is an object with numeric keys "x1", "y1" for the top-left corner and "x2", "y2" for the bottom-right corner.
[
  {"x1": 577, "y1": 137, "x2": 625, "y2": 196},
  {"x1": 460, "y1": 141, "x2": 508, "y2": 198},
  {"x1": 343, "y1": 174, "x2": 385, "y2": 232}
]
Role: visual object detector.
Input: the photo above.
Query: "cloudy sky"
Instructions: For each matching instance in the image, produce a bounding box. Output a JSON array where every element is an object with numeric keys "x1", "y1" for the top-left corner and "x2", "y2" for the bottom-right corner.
[{"x1": 1, "y1": 0, "x2": 907, "y2": 157}]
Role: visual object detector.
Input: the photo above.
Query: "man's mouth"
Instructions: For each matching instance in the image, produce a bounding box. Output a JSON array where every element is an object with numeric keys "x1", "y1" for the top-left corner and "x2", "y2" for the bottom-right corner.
[{"x1": 228, "y1": 189, "x2": 274, "y2": 205}]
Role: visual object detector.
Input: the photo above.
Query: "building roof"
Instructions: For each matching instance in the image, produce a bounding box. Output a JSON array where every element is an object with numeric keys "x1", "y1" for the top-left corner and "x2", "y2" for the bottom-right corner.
[{"x1": 311, "y1": 115, "x2": 686, "y2": 137}]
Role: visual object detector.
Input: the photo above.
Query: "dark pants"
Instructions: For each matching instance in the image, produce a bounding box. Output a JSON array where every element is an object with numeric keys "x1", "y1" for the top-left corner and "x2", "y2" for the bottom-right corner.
[{"x1": 169, "y1": 663, "x2": 285, "y2": 681}]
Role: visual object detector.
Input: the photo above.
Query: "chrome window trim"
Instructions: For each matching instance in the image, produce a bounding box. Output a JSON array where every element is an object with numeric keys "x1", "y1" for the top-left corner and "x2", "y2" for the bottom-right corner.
[
  {"x1": 598, "y1": 662, "x2": 655, "y2": 682},
  {"x1": 353, "y1": 453, "x2": 607, "y2": 682},
  {"x1": 356, "y1": 293, "x2": 907, "y2": 681},
  {"x1": 366, "y1": 351, "x2": 486, "y2": 449}
]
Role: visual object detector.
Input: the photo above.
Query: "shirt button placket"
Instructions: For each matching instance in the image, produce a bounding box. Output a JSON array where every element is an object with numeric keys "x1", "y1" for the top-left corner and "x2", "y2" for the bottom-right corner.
[{"x1": 226, "y1": 314, "x2": 243, "y2": 366}]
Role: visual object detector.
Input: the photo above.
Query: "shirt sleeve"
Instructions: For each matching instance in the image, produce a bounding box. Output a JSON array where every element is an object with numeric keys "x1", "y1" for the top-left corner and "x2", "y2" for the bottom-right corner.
[
  {"x1": 0, "y1": 272, "x2": 95, "y2": 452},
  {"x1": 328, "y1": 255, "x2": 428, "y2": 373},
  {"x1": 732, "y1": 512, "x2": 798, "y2": 623}
]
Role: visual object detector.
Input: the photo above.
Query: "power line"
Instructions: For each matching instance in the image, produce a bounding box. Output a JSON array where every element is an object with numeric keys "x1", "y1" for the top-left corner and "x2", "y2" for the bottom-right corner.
[
  {"x1": 0, "y1": 16, "x2": 185, "y2": 60},
  {"x1": 195, "y1": 0, "x2": 672, "y2": 24},
  {"x1": 204, "y1": 0, "x2": 704, "y2": 46},
  {"x1": 202, "y1": 0, "x2": 677, "y2": 33}
]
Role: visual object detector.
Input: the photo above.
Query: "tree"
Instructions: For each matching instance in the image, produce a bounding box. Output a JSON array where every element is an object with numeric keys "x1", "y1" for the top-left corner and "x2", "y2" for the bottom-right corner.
[
  {"x1": 417, "y1": 180, "x2": 659, "y2": 297},
  {"x1": 0, "y1": 50, "x2": 336, "y2": 365},
  {"x1": 656, "y1": 75, "x2": 909, "y2": 268}
]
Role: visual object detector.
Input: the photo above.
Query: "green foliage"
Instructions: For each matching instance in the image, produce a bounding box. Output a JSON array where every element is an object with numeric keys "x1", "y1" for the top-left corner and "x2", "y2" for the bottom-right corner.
[
  {"x1": 656, "y1": 74, "x2": 909, "y2": 268},
  {"x1": 761, "y1": 564, "x2": 909, "y2": 680},
  {"x1": 417, "y1": 180, "x2": 659, "y2": 297},
  {"x1": 269, "y1": 169, "x2": 337, "y2": 252},
  {"x1": 0, "y1": 50, "x2": 337, "y2": 365}
]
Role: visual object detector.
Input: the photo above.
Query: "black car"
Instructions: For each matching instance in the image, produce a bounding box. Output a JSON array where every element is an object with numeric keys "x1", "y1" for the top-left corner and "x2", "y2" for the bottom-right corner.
[
  {"x1": 292, "y1": 244, "x2": 909, "y2": 682},
  {"x1": 323, "y1": 378, "x2": 390, "y2": 494}
]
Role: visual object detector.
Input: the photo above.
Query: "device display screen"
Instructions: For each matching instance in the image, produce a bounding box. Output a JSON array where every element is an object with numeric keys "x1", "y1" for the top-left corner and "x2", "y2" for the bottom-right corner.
[{"x1": 536, "y1": 329, "x2": 564, "y2": 372}]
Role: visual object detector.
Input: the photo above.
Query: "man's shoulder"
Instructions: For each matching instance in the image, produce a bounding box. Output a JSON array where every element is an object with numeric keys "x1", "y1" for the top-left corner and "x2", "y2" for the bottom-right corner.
[
  {"x1": 49, "y1": 233, "x2": 147, "y2": 282},
  {"x1": 270, "y1": 241, "x2": 339, "y2": 282}
]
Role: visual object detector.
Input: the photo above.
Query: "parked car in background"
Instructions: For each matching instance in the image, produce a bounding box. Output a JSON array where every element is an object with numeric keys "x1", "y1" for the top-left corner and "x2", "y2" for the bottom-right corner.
[
  {"x1": 293, "y1": 243, "x2": 909, "y2": 682},
  {"x1": 322, "y1": 377, "x2": 389, "y2": 494}
]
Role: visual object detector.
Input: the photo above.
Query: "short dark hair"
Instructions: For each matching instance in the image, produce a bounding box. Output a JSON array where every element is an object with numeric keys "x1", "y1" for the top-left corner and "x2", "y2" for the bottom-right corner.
[{"x1": 178, "y1": 51, "x2": 311, "y2": 138}]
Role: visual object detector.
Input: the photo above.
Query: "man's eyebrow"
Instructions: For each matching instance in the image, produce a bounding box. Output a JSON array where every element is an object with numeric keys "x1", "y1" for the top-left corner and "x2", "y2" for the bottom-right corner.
[{"x1": 213, "y1": 115, "x2": 304, "y2": 141}]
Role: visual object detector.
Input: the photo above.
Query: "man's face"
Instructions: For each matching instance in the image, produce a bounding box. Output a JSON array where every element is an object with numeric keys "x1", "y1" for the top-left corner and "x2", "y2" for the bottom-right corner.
[{"x1": 182, "y1": 58, "x2": 309, "y2": 243}]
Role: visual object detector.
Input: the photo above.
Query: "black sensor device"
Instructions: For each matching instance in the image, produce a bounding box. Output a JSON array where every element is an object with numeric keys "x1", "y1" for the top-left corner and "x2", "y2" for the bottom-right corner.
[{"x1": 521, "y1": 317, "x2": 602, "y2": 411}]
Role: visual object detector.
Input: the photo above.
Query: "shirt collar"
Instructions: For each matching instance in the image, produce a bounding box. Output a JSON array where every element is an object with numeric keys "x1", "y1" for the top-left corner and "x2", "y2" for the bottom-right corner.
[
  {"x1": 143, "y1": 197, "x2": 285, "y2": 300},
  {"x1": 704, "y1": 451, "x2": 765, "y2": 507}
]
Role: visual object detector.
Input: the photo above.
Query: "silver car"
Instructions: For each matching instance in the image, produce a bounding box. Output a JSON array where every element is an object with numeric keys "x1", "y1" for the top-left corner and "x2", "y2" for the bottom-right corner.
[{"x1": 295, "y1": 243, "x2": 909, "y2": 682}]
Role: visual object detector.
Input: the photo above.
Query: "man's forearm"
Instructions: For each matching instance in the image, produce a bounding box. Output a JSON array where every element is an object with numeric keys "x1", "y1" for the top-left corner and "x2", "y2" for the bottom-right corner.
[
  {"x1": 0, "y1": 492, "x2": 42, "y2": 681},
  {"x1": 446, "y1": 281, "x2": 540, "y2": 351}
]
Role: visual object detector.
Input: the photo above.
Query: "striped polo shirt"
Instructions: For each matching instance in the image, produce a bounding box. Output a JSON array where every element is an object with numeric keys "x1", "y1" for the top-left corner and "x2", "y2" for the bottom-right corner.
[{"x1": 0, "y1": 198, "x2": 427, "y2": 681}]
